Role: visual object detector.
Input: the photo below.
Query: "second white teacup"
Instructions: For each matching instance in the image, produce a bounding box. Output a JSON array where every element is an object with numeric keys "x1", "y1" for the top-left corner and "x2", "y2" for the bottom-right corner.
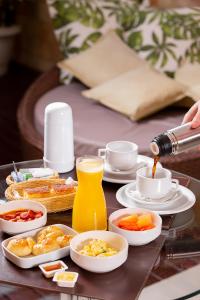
[
  {"x1": 98, "y1": 141, "x2": 138, "y2": 171},
  {"x1": 136, "y1": 167, "x2": 179, "y2": 200}
]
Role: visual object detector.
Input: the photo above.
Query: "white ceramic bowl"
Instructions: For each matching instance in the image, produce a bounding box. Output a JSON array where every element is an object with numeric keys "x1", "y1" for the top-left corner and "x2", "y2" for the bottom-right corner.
[
  {"x1": 109, "y1": 208, "x2": 162, "y2": 246},
  {"x1": 70, "y1": 230, "x2": 128, "y2": 273},
  {"x1": 0, "y1": 200, "x2": 47, "y2": 235}
]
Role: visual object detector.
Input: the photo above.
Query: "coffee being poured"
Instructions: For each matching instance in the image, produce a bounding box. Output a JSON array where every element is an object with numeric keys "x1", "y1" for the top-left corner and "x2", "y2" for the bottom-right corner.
[
  {"x1": 150, "y1": 122, "x2": 200, "y2": 178},
  {"x1": 152, "y1": 156, "x2": 160, "y2": 179}
]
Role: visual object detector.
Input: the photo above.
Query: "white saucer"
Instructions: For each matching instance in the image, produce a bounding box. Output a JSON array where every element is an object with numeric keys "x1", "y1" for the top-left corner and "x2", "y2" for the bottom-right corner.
[
  {"x1": 103, "y1": 155, "x2": 162, "y2": 184},
  {"x1": 104, "y1": 161, "x2": 146, "y2": 175},
  {"x1": 116, "y1": 183, "x2": 196, "y2": 215},
  {"x1": 125, "y1": 182, "x2": 181, "y2": 205}
]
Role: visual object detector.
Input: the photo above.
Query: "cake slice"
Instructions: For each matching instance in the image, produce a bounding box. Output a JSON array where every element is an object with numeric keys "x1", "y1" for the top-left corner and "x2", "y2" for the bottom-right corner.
[{"x1": 23, "y1": 186, "x2": 50, "y2": 199}]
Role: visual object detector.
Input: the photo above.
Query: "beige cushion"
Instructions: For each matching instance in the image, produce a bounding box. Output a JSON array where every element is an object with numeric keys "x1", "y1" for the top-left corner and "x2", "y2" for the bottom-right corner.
[
  {"x1": 175, "y1": 63, "x2": 200, "y2": 102},
  {"x1": 58, "y1": 31, "x2": 146, "y2": 87},
  {"x1": 82, "y1": 65, "x2": 187, "y2": 120}
]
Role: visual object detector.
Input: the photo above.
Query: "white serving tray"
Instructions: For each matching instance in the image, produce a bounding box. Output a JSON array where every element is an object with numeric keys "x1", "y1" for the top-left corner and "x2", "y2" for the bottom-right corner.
[{"x1": 2, "y1": 224, "x2": 77, "y2": 269}]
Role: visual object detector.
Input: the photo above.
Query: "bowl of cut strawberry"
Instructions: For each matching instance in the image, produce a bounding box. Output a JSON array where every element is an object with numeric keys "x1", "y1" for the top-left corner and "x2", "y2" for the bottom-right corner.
[
  {"x1": 0, "y1": 200, "x2": 47, "y2": 235},
  {"x1": 109, "y1": 208, "x2": 162, "y2": 246}
]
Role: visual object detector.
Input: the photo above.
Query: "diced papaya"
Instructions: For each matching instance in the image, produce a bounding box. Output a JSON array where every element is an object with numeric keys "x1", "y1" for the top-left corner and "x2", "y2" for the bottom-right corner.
[
  {"x1": 117, "y1": 214, "x2": 138, "y2": 228},
  {"x1": 118, "y1": 223, "x2": 139, "y2": 231},
  {"x1": 137, "y1": 213, "x2": 153, "y2": 228},
  {"x1": 117, "y1": 213, "x2": 155, "y2": 231},
  {"x1": 139, "y1": 224, "x2": 155, "y2": 231},
  {"x1": 120, "y1": 214, "x2": 138, "y2": 223}
]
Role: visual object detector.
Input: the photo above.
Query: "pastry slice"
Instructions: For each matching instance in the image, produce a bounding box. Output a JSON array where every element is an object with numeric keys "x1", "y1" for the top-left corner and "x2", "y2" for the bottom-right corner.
[
  {"x1": 23, "y1": 186, "x2": 50, "y2": 199},
  {"x1": 51, "y1": 184, "x2": 75, "y2": 195}
]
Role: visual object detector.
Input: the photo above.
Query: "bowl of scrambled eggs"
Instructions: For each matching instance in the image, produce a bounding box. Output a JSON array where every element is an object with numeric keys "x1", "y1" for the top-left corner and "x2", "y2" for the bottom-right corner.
[{"x1": 70, "y1": 230, "x2": 128, "y2": 273}]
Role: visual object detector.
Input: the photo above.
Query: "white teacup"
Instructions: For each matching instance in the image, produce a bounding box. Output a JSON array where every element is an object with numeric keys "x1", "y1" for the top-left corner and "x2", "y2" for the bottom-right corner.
[
  {"x1": 98, "y1": 141, "x2": 138, "y2": 171},
  {"x1": 136, "y1": 167, "x2": 179, "y2": 200}
]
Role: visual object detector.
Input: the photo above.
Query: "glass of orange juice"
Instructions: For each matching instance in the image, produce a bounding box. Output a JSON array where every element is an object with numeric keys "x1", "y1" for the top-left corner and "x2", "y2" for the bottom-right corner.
[{"x1": 72, "y1": 156, "x2": 107, "y2": 232}]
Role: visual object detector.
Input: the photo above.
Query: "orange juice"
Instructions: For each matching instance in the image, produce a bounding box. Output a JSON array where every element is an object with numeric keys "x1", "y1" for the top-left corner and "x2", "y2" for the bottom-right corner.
[{"x1": 72, "y1": 156, "x2": 107, "y2": 232}]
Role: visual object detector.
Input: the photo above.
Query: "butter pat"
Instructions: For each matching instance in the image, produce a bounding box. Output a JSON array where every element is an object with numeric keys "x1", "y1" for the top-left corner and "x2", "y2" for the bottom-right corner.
[
  {"x1": 19, "y1": 168, "x2": 54, "y2": 178},
  {"x1": 53, "y1": 271, "x2": 79, "y2": 287}
]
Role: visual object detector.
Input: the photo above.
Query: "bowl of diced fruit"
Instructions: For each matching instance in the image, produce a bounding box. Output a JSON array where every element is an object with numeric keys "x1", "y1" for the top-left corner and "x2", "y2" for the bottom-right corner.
[
  {"x1": 109, "y1": 208, "x2": 162, "y2": 246},
  {"x1": 0, "y1": 200, "x2": 47, "y2": 235}
]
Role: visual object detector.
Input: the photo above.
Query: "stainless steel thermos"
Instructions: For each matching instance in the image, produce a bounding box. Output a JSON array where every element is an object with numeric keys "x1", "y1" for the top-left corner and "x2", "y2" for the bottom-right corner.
[{"x1": 150, "y1": 122, "x2": 200, "y2": 156}]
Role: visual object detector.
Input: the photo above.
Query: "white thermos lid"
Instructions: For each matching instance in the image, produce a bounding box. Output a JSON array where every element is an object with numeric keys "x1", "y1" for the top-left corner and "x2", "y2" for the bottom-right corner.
[{"x1": 43, "y1": 102, "x2": 74, "y2": 173}]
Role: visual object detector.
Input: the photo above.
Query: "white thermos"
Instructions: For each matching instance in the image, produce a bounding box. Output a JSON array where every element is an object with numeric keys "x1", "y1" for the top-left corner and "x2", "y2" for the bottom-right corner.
[{"x1": 43, "y1": 102, "x2": 74, "y2": 173}]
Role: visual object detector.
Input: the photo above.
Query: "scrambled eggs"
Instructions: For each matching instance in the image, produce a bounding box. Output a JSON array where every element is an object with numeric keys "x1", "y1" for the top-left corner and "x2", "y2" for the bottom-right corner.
[{"x1": 78, "y1": 239, "x2": 118, "y2": 257}]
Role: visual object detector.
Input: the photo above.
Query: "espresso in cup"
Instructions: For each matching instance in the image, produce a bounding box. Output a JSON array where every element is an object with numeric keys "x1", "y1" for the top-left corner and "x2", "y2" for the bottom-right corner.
[
  {"x1": 136, "y1": 167, "x2": 179, "y2": 200},
  {"x1": 98, "y1": 141, "x2": 138, "y2": 171}
]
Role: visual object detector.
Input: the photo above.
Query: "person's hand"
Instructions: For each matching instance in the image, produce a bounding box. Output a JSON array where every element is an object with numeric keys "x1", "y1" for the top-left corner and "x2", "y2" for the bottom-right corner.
[{"x1": 182, "y1": 100, "x2": 200, "y2": 129}]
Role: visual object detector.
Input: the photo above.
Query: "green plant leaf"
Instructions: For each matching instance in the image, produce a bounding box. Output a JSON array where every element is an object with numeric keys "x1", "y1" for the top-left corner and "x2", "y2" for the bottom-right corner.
[
  {"x1": 138, "y1": 11, "x2": 146, "y2": 26},
  {"x1": 115, "y1": 28, "x2": 124, "y2": 40},
  {"x1": 53, "y1": 17, "x2": 68, "y2": 29},
  {"x1": 148, "y1": 11, "x2": 160, "y2": 23},
  {"x1": 152, "y1": 32, "x2": 159, "y2": 45},
  {"x1": 162, "y1": 24, "x2": 172, "y2": 37},
  {"x1": 146, "y1": 51, "x2": 160, "y2": 65},
  {"x1": 127, "y1": 31, "x2": 143, "y2": 51},
  {"x1": 140, "y1": 45, "x2": 154, "y2": 51},
  {"x1": 166, "y1": 48, "x2": 177, "y2": 61},
  {"x1": 185, "y1": 40, "x2": 200, "y2": 63},
  {"x1": 67, "y1": 47, "x2": 80, "y2": 54},
  {"x1": 64, "y1": 6, "x2": 80, "y2": 22},
  {"x1": 164, "y1": 71, "x2": 175, "y2": 78},
  {"x1": 160, "y1": 11, "x2": 200, "y2": 40},
  {"x1": 80, "y1": 6, "x2": 105, "y2": 29},
  {"x1": 161, "y1": 52, "x2": 168, "y2": 68},
  {"x1": 80, "y1": 32, "x2": 102, "y2": 50},
  {"x1": 105, "y1": 2, "x2": 146, "y2": 31}
]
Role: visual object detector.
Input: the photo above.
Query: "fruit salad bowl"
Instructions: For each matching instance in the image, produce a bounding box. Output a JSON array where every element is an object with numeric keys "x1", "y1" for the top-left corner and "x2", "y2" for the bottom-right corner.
[{"x1": 109, "y1": 208, "x2": 162, "y2": 246}]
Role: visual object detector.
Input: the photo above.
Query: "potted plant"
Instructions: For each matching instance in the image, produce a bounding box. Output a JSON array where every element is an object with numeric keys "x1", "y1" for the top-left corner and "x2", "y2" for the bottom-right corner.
[{"x1": 0, "y1": 0, "x2": 21, "y2": 75}]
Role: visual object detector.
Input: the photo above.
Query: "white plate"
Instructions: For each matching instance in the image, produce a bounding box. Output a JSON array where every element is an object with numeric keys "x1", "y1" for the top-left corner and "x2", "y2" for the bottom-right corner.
[
  {"x1": 103, "y1": 155, "x2": 162, "y2": 184},
  {"x1": 125, "y1": 182, "x2": 181, "y2": 205},
  {"x1": 104, "y1": 161, "x2": 146, "y2": 175},
  {"x1": 116, "y1": 184, "x2": 196, "y2": 215},
  {"x1": 2, "y1": 224, "x2": 77, "y2": 269}
]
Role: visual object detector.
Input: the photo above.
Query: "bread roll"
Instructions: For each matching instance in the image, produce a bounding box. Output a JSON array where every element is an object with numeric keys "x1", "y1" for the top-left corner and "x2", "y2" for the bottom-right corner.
[
  {"x1": 7, "y1": 237, "x2": 35, "y2": 257},
  {"x1": 45, "y1": 231, "x2": 64, "y2": 241},
  {"x1": 27, "y1": 237, "x2": 36, "y2": 249},
  {"x1": 32, "y1": 237, "x2": 60, "y2": 256},
  {"x1": 37, "y1": 225, "x2": 64, "y2": 243},
  {"x1": 57, "y1": 235, "x2": 72, "y2": 248}
]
